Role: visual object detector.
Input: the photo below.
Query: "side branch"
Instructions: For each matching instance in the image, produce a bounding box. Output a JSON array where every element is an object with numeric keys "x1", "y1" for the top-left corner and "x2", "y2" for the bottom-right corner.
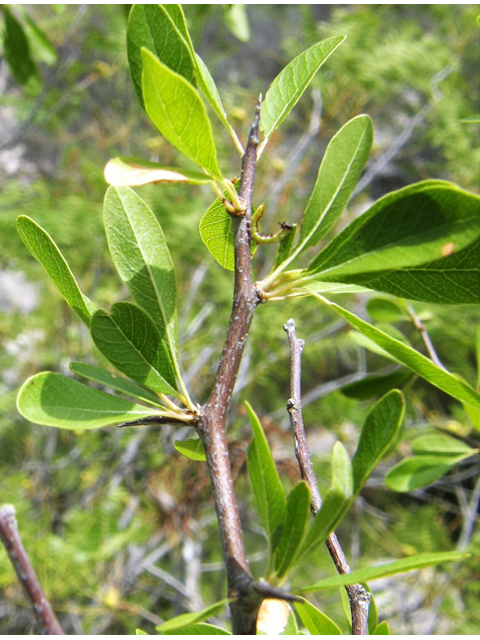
[
  {"x1": 284, "y1": 319, "x2": 371, "y2": 636},
  {"x1": 0, "y1": 505, "x2": 64, "y2": 635},
  {"x1": 198, "y1": 99, "x2": 262, "y2": 634}
]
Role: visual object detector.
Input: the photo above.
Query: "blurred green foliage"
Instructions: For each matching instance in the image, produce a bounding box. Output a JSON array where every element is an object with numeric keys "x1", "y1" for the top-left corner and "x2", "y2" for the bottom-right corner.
[{"x1": 0, "y1": 4, "x2": 479, "y2": 634}]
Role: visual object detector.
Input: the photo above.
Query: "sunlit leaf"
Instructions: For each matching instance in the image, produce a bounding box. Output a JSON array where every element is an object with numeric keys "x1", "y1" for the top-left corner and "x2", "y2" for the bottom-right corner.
[
  {"x1": 199, "y1": 190, "x2": 256, "y2": 270},
  {"x1": 174, "y1": 438, "x2": 206, "y2": 462},
  {"x1": 352, "y1": 390, "x2": 405, "y2": 492},
  {"x1": 246, "y1": 402, "x2": 287, "y2": 540},
  {"x1": 223, "y1": 5, "x2": 250, "y2": 42},
  {"x1": 160, "y1": 622, "x2": 231, "y2": 635},
  {"x1": 142, "y1": 48, "x2": 222, "y2": 179},
  {"x1": 127, "y1": 4, "x2": 196, "y2": 108},
  {"x1": 308, "y1": 182, "x2": 480, "y2": 304},
  {"x1": 17, "y1": 216, "x2": 93, "y2": 327},
  {"x1": 155, "y1": 599, "x2": 230, "y2": 633},
  {"x1": 295, "y1": 443, "x2": 352, "y2": 567},
  {"x1": 294, "y1": 598, "x2": 342, "y2": 635},
  {"x1": 374, "y1": 621, "x2": 390, "y2": 635},
  {"x1": 302, "y1": 551, "x2": 469, "y2": 591},
  {"x1": 17, "y1": 372, "x2": 154, "y2": 430},
  {"x1": 275, "y1": 481, "x2": 311, "y2": 578},
  {"x1": 260, "y1": 36, "x2": 345, "y2": 142},
  {"x1": 312, "y1": 295, "x2": 480, "y2": 411},
  {"x1": 104, "y1": 157, "x2": 213, "y2": 187},
  {"x1": 103, "y1": 186, "x2": 178, "y2": 362},
  {"x1": 297, "y1": 115, "x2": 373, "y2": 255},
  {"x1": 257, "y1": 600, "x2": 292, "y2": 636}
]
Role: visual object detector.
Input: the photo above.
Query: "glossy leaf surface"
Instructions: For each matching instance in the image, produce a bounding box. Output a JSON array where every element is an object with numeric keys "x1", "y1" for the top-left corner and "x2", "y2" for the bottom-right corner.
[
  {"x1": 17, "y1": 216, "x2": 93, "y2": 327},
  {"x1": 294, "y1": 598, "x2": 342, "y2": 635},
  {"x1": 297, "y1": 115, "x2": 373, "y2": 255},
  {"x1": 260, "y1": 36, "x2": 345, "y2": 141},
  {"x1": 302, "y1": 551, "x2": 468, "y2": 591},
  {"x1": 91, "y1": 302, "x2": 177, "y2": 396},
  {"x1": 104, "y1": 157, "x2": 213, "y2": 187},
  {"x1": 142, "y1": 48, "x2": 222, "y2": 178},
  {"x1": 313, "y1": 295, "x2": 480, "y2": 411},
  {"x1": 103, "y1": 186, "x2": 178, "y2": 360},
  {"x1": 352, "y1": 390, "x2": 405, "y2": 492},
  {"x1": 70, "y1": 362, "x2": 163, "y2": 407},
  {"x1": 17, "y1": 372, "x2": 153, "y2": 430},
  {"x1": 246, "y1": 402, "x2": 286, "y2": 540}
]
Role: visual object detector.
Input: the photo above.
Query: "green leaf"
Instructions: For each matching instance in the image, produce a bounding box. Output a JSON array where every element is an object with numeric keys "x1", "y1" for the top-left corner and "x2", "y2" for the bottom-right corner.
[
  {"x1": 295, "y1": 443, "x2": 353, "y2": 568},
  {"x1": 385, "y1": 455, "x2": 467, "y2": 492},
  {"x1": 312, "y1": 295, "x2": 480, "y2": 411},
  {"x1": 17, "y1": 216, "x2": 93, "y2": 327},
  {"x1": 308, "y1": 183, "x2": 480, "y2": 304},
  {"x1": 274, "y1": 223, "x2": 297, "y2": 269},
  {"x1": 275, "y1": 481, "x2": 311, "y2": 578},
  {"x1": 160, "y1": 622, "x2": 231, "y2": 635},
  {"x1": 373, "y1": 621, "x2": 390, "y2": 635},
  {"x1": 199, "y1": 191, "x2": 256, "y2": 270},
  {"x1": 174, "y1": 438, "x2": 206, "y2": 462},
  {"x1": 91, "y1": 302, "x2": 177, "y2": 397},
  {"x1": 20, "y1": 11, "x2": 57, "y2": 66},
  {"x1": 155, "y1": 599, "x2": 230, "y2": 633},
  {"x1": 141, "y1": 48, "x2": 222, "y2": 179},
  {"x1": 260, "y1": 36, "x2": 345, "y2": 142},
  {"x1": 352, "y1": 391, "x2": 405, "y2": 492},
  {"x1": 302, "y1": 551, "x2": 469, "y2": 592},
  {"x1": 136, "y1": 629, "x2": 149, "y2": 635},
  {"x1": 199, "y1": 194, "x2": 235, "y2": 270},
  {"x1": 223, "y1": 5, "x2": 250, "y2": 42},
  {"x1": 283, "y1": 610, "x2": 299, "y2": 635},
  {"x1": 366, "y1": 298, "x2": 407, "y2": 323},
  {"x1": 70, "y1": 362, "x2": 163, "y2": 407},
  {"x1": 294, "y1": 598, "x2": 342, "y2": 635},
  {"x1": 301, "y1": 281, "x2": 371, "y2": 295},
  {"x1": 245, "y1": 402, "x2": 287, "y2": 540},
  {"x1": 103, "y1": 186, "x2": 178, "y2": 362},
  {"x1": 411, "y1": 434, "x2": 476, "y2": 457},
  {"x1": 127, "y1": 4, "x2": 196, "y2": 109},
  {"x1": 367, "y1": 591, "x2": 379, "y2": 635},
  {"x1": 104, "y1": 157, "x2": 213, "y2": 187},
  {"x1": 2, "y1": 6, "x2": 41, "y2": 93},
  {"x1": 341, "y1": 370, "x2": 413, "y2": 400},
  {"x1": 17, "y1": 372, "x2": 154, "y2": 430},
  {"x1": 297, "y1": 115, "x2": 373, "y2": 255}
]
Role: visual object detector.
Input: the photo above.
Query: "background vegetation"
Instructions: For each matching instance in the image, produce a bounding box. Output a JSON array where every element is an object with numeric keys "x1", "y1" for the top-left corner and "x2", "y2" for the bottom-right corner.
[{"x1": 0, "y1": 4, "x2": 479, "y2": 634}]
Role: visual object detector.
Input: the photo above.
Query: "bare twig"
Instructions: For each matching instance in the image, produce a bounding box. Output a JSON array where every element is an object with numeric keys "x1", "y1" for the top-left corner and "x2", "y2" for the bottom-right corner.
[
  {"x1": 197, "y1": 99, "x2": 263, "y2": 634},
  {"x1": 284, "y1": 319, "x2": 371, "y2": 635},
  {"x1": 0, "y1": 505, "x2": 64, "y2": 635},
  {"x1": 406, "y1": 302, "x2": 445, "y2": 370}
]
